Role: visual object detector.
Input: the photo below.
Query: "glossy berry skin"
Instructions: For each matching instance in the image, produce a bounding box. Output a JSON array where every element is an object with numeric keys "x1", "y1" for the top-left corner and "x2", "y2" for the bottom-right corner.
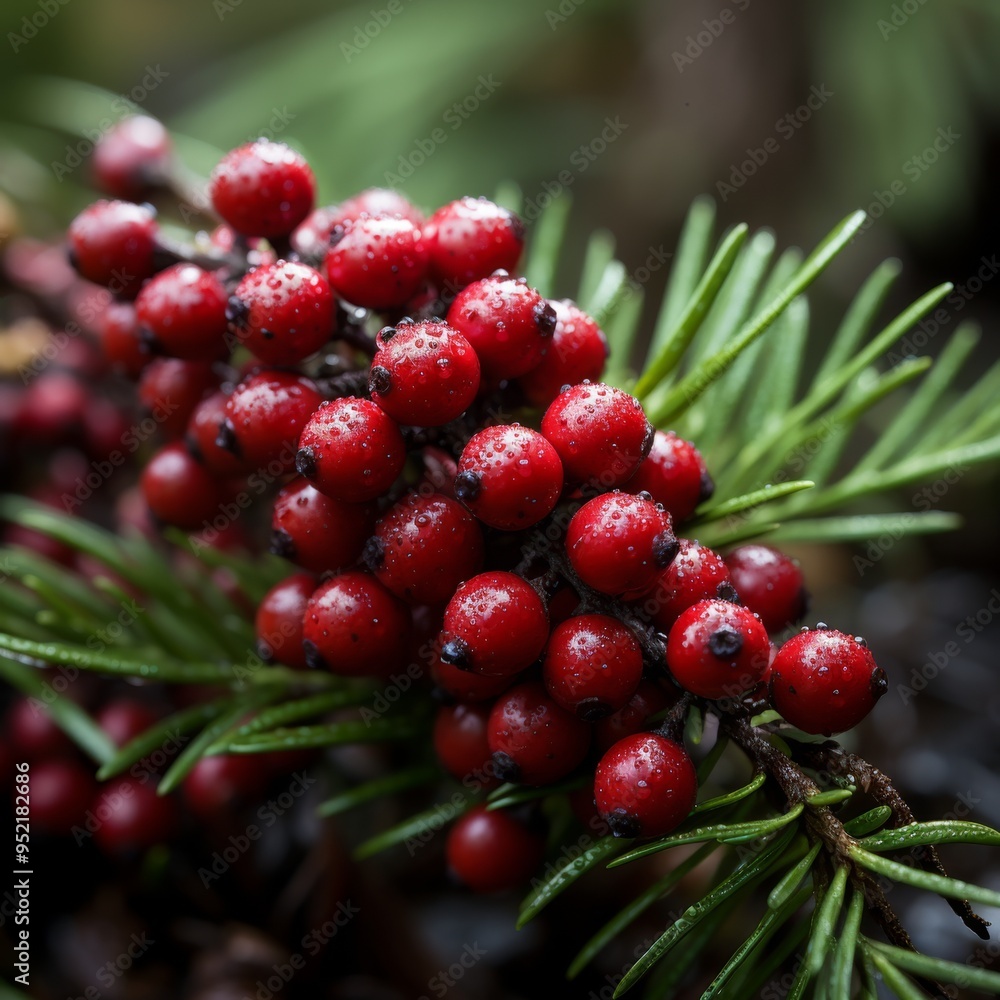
[
  {"x1": 184, "y1": 754, "x2": 263, "y2": 819},
  {"x1": 566, "y1": 492, "x2": 677, "y2": 597},
  {"x1": 424, "y1": 197, "x2": 524, "y2": 290},
  {"x1": 5, "y1": 698, "x2": 73, "y2": 760},
  {"x1": 454, "y1": 424, "x2": 564, "y2": 530},
  {"x1": 271, "y1": 478, "x2": 375, "y2": 574},
  {"x1": 769, "y1": 629, "x2": 887, "y2": 736},
  {"x1": 92, "y1": 115, "x2": 172, "y2": 201},
  {"x1": 333, "y1": 187, "x2": 424, "y2": 227},
  {"x1": 446, "y1": 805, "x2": 544, "y2": 893},
  {"x1": 640, "y1": 539, "x2": 732, "y2": 631},
  {"x1": 255, "y1": 572, "x2": 314, "y2": 670},
  {"x1": 446, "y1": 276, "x2": 555, "y2": 382},
  {"x1": 67, "y1": 200, "x2": 157, "y2": 296},
  {"x1": 541, "y1": 383, "x2": 653, "y2": 488},
  {"x1": 439, "y1": 572, "x2": 548, "y2": 678},
  {"x1": 228, "y1": 261, "x2": 334, "y2": 365},
  {"x1": 97, "y1": 699, "x2": 160, "y2": 748},
  {"x1": 488, "y1": 681, "x2": 591, "y2": 785},
  {"x1": 28, "y1": 760, "x2": 96, "y2": 835},
  {"x1": 135, "y1": 263, "x2": 229, "y2": 361},
  {"x1": 209, "y1": 140, "x2": 316, "y2": 238},
  {"x1": 626, "y1": 430, "x2": 713, "y2": 522},
  {"x1": 222, "y1": 370, "x2": 322, "y2": 470},
  {"x1": 96, "y1": 300, "x2": 147, "y2": 377},
  {"x1": 431, "y1": 652, "x2": 517, "y2": 703},
  {"x1": 724, "y1": 544, "x2": 808, "y2": 633},
  {"x1": 433, "y1": 703, "x2": 496, "y2": 784},
  {"x1": 366, "y1": 492, "x2": 484, "y2": 605},
  {"x1": 295, "y1": 397, "x2": 405, "y2": 503},
  {"x1": 302, "y1": 571, "x2": 411, "y2": 677},
  {"x1": 519, "y1": 300, "x2": 608, "y2": 407},
  {"x1": 325, "y1": 216, "x2": 429, "y2": 309},
  {"x1": 368, "y1": 321, "x2": 480, "y2": 427},
  {"x1": 666, "y1": 598, "x2": 771, "y2": 700},
  {"x1": 91, "y1": 777, "x2": 177, "y2": 855},
  {"x1": 186, "y1": 390, "x2": 250, "y2": 478},
  {"x1": 594, "y1": 733, "x2": 697, "y2": 839},
  {"x1": 138, "y1": 358, "x2": 219, "y2": 439},
  {"x1": 542, "y1": 615, "x2": 643, "y2": 720},
  {"x1": 140, "y1": 442, "x2": 229, "y2": 529},
  {"x1": 594, "y1": 680, "x2": 674, "y2": 754}
]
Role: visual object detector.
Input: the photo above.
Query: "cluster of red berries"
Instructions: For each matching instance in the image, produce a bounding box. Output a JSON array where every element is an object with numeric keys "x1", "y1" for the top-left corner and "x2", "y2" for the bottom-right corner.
[{"x1": 56, "y1": 121, "x2": 889, "y2": 892}]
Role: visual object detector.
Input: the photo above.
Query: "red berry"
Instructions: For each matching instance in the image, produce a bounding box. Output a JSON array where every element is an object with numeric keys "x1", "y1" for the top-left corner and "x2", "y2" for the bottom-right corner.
[
  {"x1": 27, "y1": 759, "x2": 96, "y2": 835},
  {"x1": 366, "y1": 492, "x2": 484, "y2": 605},
  {"x1": 135, "y1": 263, "x2": 229, "y2": 361},
  {"x1": 96, "y1": 300, "x2": 147, "y2": 377},
  {"x1": 12, "y1": 372, "x2": 89, "y2": 445},
  {"x1": 96, "y1": 699, "x2": 159, "y2": 748},
  {"x1": 445, "y1": 805, "x2": 543, "y2": 893},
  {"x1": 209, "y1": 140, "x2": 316, "y2": 238},
  {"x1": 368, "y1": 321, "x2": 480, "y2": 427},
  {"x1": 271, "y1": 478, "x2": 375, "y2": 574},
  {"x1": 454, "y1": 424, "x2": 563, "y2": 530},
  {"x1": 424, "y1": 197, "x2": 524, "y2": 290},
  {"x1": 519, "y1": 300, "x2": 608, "y2": 407},
  {"x1": 433, "y1": 703, "x2": 496, "y2": 785},
  {"x1": 487, "y1": 680, "x2": 591, "y2": 785},
  {"x1": 325, "y1": 215, "x2": 429, "y2": 309},
  {"x1": 295, "y1": 397, "x2": 405, "y2": 502},
  {"x1": 724, "y1": 544, "x2": 809, "y2": 633},
  {"x1": 302, "y1": 571, "x2": 411, "y2": 677},
  {"x1": 769, "y1": 629, "x2": 887, "y2": 736},
  {"x1": 446, "y1": 276, "x2": 555, "y2": 381},
  {"x1": 594, "y1": 680, "x2": 674, "y2": 754},
  {"x1": 186, "y1": 390, "x2": 251, "y2": 477},
  {"x1": 640, "y1": 539, "x2": 732, "y2": 631},
  {"x1": 290, "y1": 205, "x2": 342, "y2": 259},
  {"x1": 138, "y1": 358, "x2": 219, "y2": 439},
  {"x1": 626, "y1": 430, "x2": 713, "y2": 522},
  {"x1": 6, "y1": 698, "x2": 73, "y2": 760},
  {"x1": 255, "y1": 572, "x2": 314, "y2": 670},
  {"x1": 542, "y1": 614, "x2": 643, "y2": 721},
  {"x1": 184, "y1": 754, "x2": 263, "y2": 819},
  {"x1": 222, "y1": 369, "x2": 322, "y2": 470},
  {"x1": 67, "y1": 200, "x2": 157, "y2": 296},
  {"x1": 594, "y1": 733, "x2": 697, "y2": 838},
  {"x1": 566, "y1": 492, "x2": 677, "y2": 597},
  {"x1": 541, "y1": 383, "x2": 653, "y2": 488},
  {"x1": 439, "y1": 572, "x2": 548, "y2": 678},
  {"x1": 331, "y1": 187, "x2": 425, "y2": 229},
  {"x1": 228, "y1": 261, "x2": 334, "y2": 365},
  {"x1": 666, "y1": 598, "x2": 771, "y2": 700},
  {"x1": 92, "y1": 777, "x2": 177, "y2": 855},
  {"x1": 140, "y1": 441, "x2": 230, "y2": 529},
  {"x1": 92, "y1": 115, "x2": 172, "y2": 201},
  {"x1": 431, "y1": 652, "x2": 516, "y2": 703}
]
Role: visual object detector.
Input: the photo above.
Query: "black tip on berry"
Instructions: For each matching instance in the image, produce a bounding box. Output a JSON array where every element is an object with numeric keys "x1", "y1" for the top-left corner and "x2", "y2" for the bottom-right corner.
[
  {"x1": 66, "y1": 245, "x2": 79, "y2": 272},
  {"x1": 256, "y1": 640, "x2": 275, "y2": 665},
  {"x1": 870, "y1": 666, "x2": 888, "y2": 700},
  {"x1": 717, "y1": 581, "x2": 741, "y2": 604},
  {"x1": 652, "y1": 531, "x2": 680, "y2": 569},
  {"x1": 605, "y1": 809, "x2": 641, "y2": 839},
  {"x1": 302, "y1": 640, "x2": 327, "y2": 671},
  {"x1": 269, "y1": 528, "x2": 297, "y2": 561},
  {"x1": 534, "y1": 301, "x2": 558, "y2": 336},
  {"x1": 640, "y1": 419, "x2": 656, "y2": 459},
  {"x1": 328, "y1": 224, "x2": 346, "y2": 248},
  {"x1": 368, "y1": 364, "x2": 392, "y2": 396},
  {"x1": 215, "y1": 419, "x2": 241, "y2": 457},
  {"x1": 698, "y1": 470, "x2": 715, "y2": 505},
  {"x1": 453, "y1": 470, "x2": 482, "y2": 503},
  {"x1": 508, "y1": 212, "x2": 526, "y2": 243},
  {"x1": 362, "y1": 535, "x2": 385, "y2": 571},
  {"x1": 226, "y1": 294, "x2": 250, "y2": 326},
  {"x1": 138, "y1": 326, "x2": 162, "y2": 353},
  {"x1": 708, "y1": 627, "x2": 743, "y2": 659},
  {"x1": 260, "y1": 327, "x2": 274, "y2": 340},
  {"x1": 490, "y1": 751, "x2": 521, "y2": 783},
  {"x1": 576, "y1": 698, "x2": 612, "y2": 722},
  {"x1": 439, "y1": 637, "x2": 472, "y2": 670},
  {"x1": 295, "y1": 446, "x2": 317, "y2": 479}
]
